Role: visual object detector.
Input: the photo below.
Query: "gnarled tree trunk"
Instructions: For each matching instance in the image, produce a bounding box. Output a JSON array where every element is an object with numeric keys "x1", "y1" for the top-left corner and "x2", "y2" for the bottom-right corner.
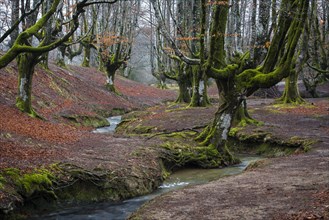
[
  {"x1": 279, "y1": 67, "x2": 304, "y2": 104},
  {"x1": 16, "y1": 52, "x2": 39, "y2": 117}
]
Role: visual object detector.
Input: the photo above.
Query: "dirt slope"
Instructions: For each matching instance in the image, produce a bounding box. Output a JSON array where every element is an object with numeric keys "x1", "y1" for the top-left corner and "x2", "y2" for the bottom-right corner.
[{"x1": 0, "y1": 62, "x2": 176, "y2": 171}]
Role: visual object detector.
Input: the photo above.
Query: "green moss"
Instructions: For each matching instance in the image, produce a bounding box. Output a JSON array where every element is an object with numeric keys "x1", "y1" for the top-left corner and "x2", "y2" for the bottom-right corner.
[
  {"x1": 245, "y1": 159, "x2": 268, "y2": 171},
  {"x1": 0, "y1": 175, "x2": 4, "y2": 189},
  {"x1": 111, "y1": 108, "x2": 126, "y2": 116},
  {"x1": 229, "y1": 127, "x2": 242, "y2": 136},
  {"x1": 271, "y1": 102, "x2": 315, "y2": 109},
  {"x1": 160, "y1": 141, "x2": 236, "y2": 169},
  {"x1": 132, "y1": 125, "x2": 155, "y2": 134},
  {"x1": 19, "y1": 172, "x2": 53, "y2": 197},
  {"x1": 229, "y1": 131, "x2": 315, "y2": 157},
  {"x1": 1, "y1": 168, "x2": 55, "y2": 198},
  {"x1": 287, "y1": 136, "x2": 316, "y2": 151},
  {"x1": 61, "y1": 114, "x2": 110, "y2": 128},
  {"x1": 162, "y1": 131, "x2": 197, "y2": 139},
  {"x1": 238, "y1": 118, "x2": 264, "y2": 127}
]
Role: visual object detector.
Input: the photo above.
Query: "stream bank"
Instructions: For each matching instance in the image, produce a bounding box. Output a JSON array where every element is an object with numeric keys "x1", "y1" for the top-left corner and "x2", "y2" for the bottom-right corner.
[
  {"x1": 28, "y1": 156, "x2": 261, "y2": 219},
  {"x1": 128, "y1": 99, "x2": 329, "y2": 220},
  {"x1": 0, "y1": 105, "x2": 311, "y2": 219},
  {"x1": 2, "y1": 98, "x2": 327, "y2": 219}
]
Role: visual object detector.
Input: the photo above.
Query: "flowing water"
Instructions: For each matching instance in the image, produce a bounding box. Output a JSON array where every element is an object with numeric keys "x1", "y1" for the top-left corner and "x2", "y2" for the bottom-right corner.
[
  {"x1": 30, "y1": 156, "x2": 260, "y2": 220},
  {"x1": 92, "y1": 116, "x2": 122, "y2": 134}
]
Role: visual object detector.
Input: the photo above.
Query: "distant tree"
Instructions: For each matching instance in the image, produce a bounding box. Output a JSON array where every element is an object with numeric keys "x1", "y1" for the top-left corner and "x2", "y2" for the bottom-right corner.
[
  {"x1": 301, "y1": 0, "x2": 329, "y2": 98},
  {"x1": 9, "y1": 0, "x2": 20, "y2": 47},
  {"x1": 97, "y1": 0, "x2": 140, "y2": 93},
  {"x1": 151, "y1": 0, "x2": 210, "y2": 106}
]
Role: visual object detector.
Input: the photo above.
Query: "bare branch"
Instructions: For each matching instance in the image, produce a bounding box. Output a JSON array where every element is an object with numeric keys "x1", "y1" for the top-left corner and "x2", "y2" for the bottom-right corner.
[
  {"x1": 0, "y1": 0, "x2": 45, "y2": 43},
  {"x1": 150, "y1": 0, "x2": 200, "y2": 65}
]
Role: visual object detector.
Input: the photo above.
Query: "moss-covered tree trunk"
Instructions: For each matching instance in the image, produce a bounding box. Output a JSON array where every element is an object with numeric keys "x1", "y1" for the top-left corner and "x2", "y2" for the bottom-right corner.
[
  {"x1": 196, "y1": 79, "x2": 239, "y2": 163},
  {"x1": 176, "y1": 80, "x2": 191, "y2": 103},
  {"x1": 16, "y1": 52, "x2": 39, "y2": 117},
  {"x1": 105, "y1": 64, "x2": 119, "y2": 93},
  {"x1": 278, "y1": 69, "x2": 304, "y2": 104},
  {"x1": 189, "y1": 66, "x2": 210, "y2": 107},
  {"x1": 56, "y1": 45, "x2": 67, "y2": 68},
  {"x1": 197, "y1": 0, "x2": 308, "y2": 161},
  {"x1": 175, "y1": 66, "x2": 191, "y2": 103},
  {"x1": 82, "y1": 43, "x2": 91, "y2": 67}
]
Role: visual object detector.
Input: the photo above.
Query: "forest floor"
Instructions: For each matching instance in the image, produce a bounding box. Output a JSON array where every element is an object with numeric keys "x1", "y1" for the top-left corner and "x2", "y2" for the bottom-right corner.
[
  {"x1": 0, "y1": 62, "x2": 329, "y2": 219},
  {"x1": 130, "y1": 97, "x2": 329, "y2": 220}
]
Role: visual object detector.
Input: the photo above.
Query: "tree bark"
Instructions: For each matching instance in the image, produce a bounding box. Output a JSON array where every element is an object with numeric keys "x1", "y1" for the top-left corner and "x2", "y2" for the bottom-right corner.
[
  {"x1": 16, "y1": 52, "x2": 39, "y2": 117},
  {"x1": 279, "y1": 69, "x2": 304, "y2": 104},
  {"x1": 9, "y1": 0, "x2": 20, "y2": 47}
]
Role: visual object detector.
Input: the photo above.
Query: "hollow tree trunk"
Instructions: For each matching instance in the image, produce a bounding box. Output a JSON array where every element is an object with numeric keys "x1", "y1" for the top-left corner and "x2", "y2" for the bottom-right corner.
[{"x1": 16, "y1": 53, "x2": 39, "y2": 117}]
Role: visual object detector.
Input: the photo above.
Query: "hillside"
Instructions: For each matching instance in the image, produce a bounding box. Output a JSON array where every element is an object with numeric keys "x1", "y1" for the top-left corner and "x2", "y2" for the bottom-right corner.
[{"x1": 0, "y1": 62, "x2": 176, "y2": 170}]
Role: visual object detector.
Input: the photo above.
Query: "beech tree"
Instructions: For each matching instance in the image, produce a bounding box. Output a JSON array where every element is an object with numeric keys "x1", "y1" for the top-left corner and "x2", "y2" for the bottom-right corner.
[
  {"x1": 150, "y1": 0, "x2": 210, "y2": 106},
  {"x1": 301, "y1": 0, "x2": 329, "y2": 98},
  {"x1": 97, "y1": 0, "x2": 140, "y2": 92},
  {"x1": 153, "y1": 0, "x2": 309, "y2": 162},
  {"x1": 0, "y1": 0, "x2": 118, "y2": 117}
]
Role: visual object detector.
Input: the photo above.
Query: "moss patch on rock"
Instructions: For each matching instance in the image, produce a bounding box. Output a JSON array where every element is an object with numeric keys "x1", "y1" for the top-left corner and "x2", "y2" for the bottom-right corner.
[
  {"x1": 157, "y1": 131, "x2": 239, "y2": 169},
  {"x1": 1, "y1": 168, "x2": 55, "y2": 199},
  {"x1": 228, "y1": 126, "x2": 317, "y2": 157},
  {"x1": 61, "y1": 114, "x2": 110, "y2": 128}
]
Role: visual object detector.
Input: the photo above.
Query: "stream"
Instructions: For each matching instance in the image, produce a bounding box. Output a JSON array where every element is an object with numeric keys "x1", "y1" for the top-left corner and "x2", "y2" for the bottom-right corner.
[
  {"x1": 92, "y1": 116, "x2": 122, "y2": 134},
  {"x1": 30, "y1": 156, "x2": 260, "y2": 220}
]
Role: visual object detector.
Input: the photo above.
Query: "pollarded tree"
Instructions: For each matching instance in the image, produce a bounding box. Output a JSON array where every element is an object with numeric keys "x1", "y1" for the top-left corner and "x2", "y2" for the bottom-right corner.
[
  {"x1": 301, "y1": 0, "x2": 329, "y2": 98},
  {"x1": 279, "y1": 0, "x2": 328, "y2": 103},
  {"x1": 163, "y1": 56, "x2": 192, "y2": 103},
  {"x1": 196, "y1": 0, "x2": 309, "y2": 160},
  {"x1": 151, "y1": 0, "x2": 210, "y2": 106},
  {"x1": 153, "y1": 0, "x2": 309, "y2": 164},
  {"x1": 0, "y1": 0, "x2": 118, "y2": 117},
  {"x1": 97, "y1": 0, "x2": 140, "y2": 93}
]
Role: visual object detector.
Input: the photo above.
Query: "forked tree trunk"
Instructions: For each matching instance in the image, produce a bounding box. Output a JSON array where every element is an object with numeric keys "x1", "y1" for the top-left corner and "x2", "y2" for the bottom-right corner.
[{"x1": 16, "y1": 52, "x2": 39, "y2": 117}]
